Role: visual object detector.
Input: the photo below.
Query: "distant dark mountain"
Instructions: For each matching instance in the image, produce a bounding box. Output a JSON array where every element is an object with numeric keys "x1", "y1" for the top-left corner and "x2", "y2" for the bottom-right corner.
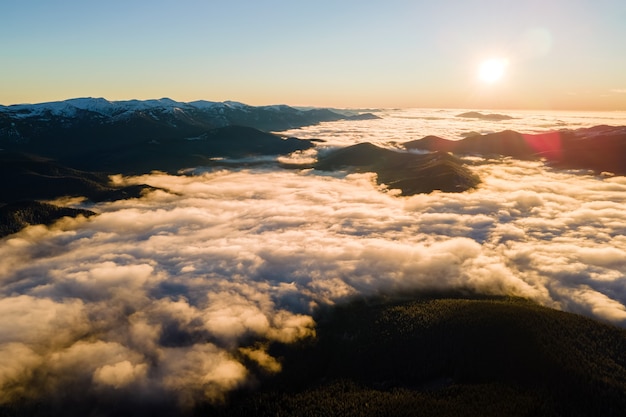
[
  {"x1": 206, "y1": 295, "x2": 626, "y2": 417},
  {"x1": 71, "y1": 125, "x2": 315, "y2": 174},
  {"x1": 0, "y1": 201, "x2": 96, "y2": 237},
  {"x1": 345, "y1": 112, "x2": 381, "y2": 121},
  {"x1": 0, "y1": 98, "x2": 356, "y2": 160},
  {"x1": 315, "y1": 143, "x2": 480, "y2": 195},
  {"x1": 404, "y1": 126, "x2": 626, "y2": 175},
  {"x1": 456, "y1": 111, "x2": 514, "y2": 121},
  {"x1": 0, "y1": 98, "x2": 356, "y2": 173},
  {"x1": 0, "y1": 151, "x2": 154, "y2": 203},
  {"x1": 406, "y1": 130, "x2": 535, "y2": 156}
]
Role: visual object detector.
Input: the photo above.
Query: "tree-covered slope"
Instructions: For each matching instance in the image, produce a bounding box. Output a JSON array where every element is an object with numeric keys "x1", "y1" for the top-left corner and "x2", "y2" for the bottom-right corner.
[
  {"x1": 0, "y1": 201, "x2": 96, "y2": 238},
  {"x1": 0, "y1": 151, "x2": 152, "y2": 203},
  {"x1": 209, "y1": 295, "x2": 626, "y2": 417}
]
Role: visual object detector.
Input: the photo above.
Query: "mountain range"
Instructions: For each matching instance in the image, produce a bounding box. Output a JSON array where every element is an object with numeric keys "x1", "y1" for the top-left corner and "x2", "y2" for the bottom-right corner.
[
  {"x1": 0, "y1": 98, "x2": 360, "y2": 167},
  {"x1": 0, "y1": 97, "x2": 355, "y2": 137},
  {"x1": 0, "y1": 99, "x2": 477, "y2": 199},
  {"x1": 405, "y1": 125, "x2": 626, "y2": 175},
  {"x1": 2, "y1": 98, "x2": 625, "y2": 238}
]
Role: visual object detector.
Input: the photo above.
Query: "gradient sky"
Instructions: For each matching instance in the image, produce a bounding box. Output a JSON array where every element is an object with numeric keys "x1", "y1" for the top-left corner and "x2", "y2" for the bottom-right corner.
[{"x1": 2, "y1": 0, "x2": 626, "y2": 110}]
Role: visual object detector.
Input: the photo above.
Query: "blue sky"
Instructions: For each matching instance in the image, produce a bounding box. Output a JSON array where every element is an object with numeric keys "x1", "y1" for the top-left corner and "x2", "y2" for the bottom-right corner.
[{"x1": 2, "y1": 0, "x2": 626, "y2": 109}]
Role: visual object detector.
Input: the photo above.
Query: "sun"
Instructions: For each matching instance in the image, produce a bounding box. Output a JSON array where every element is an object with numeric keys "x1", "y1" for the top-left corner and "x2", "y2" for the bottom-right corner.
[{"x1": 478, "y1": 58, "x2": 509, "y2": 83}]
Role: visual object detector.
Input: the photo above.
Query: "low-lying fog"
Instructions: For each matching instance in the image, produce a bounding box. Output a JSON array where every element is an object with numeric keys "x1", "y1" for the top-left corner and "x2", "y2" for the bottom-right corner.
[{"x1": 2, "y1": 155, "x2": 626, "y2": 408}]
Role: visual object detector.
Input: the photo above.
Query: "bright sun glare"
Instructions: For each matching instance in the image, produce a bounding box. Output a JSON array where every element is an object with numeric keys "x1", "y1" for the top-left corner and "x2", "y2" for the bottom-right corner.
[{"x1": 478, "y1": 58, "x2": 508, "y2": 83}]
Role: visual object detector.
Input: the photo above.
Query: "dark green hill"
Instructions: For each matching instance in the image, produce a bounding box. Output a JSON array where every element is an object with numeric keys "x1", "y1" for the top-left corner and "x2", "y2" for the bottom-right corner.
[
  {"x1": 315, "y1": 143, "x2": 480, "y2": 195},
  {"x1": 0, "y1": 151, "x2": 153, "y2": 204},
  {"x1": 0, "y1": 201, "x2": 96, "y2": 237},
  {"x1": 210, "y1": 295, "x2": 626, "y2": 417},
  {"x1": 0, "y1": 151, "x2": 156, "y2": 235}
]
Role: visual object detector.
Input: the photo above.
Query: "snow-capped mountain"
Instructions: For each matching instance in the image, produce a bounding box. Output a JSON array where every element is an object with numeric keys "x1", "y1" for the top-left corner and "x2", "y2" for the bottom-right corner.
[
  {"x1": 0, "y1": 97, "x2": 343, "y2": 127},
  {"x1": 2, "y1": 97, "x2": 231, "y2": 120},
  {"x1": 0, "y1": 97, "x2": 350, "y2": 163},
  {"x1": 0, "y1": 97, "x2": 353, "y2": 174}
]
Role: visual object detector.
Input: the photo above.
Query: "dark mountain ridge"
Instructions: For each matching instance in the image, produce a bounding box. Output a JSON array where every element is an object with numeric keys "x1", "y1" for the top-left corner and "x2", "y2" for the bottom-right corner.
[
  {"x1": 68, "y1": 125, "x2": 315, "y2": 174},
  {"x1": 0, "y1": 151, "x2": 153, "y2": 203},
  {"x1": 4, "y1": 294, "x2": 626, "y2": 416},
  {"x1": 0, "y1": 97, "x2": 351, "y2": 155},
  {"x1": 404, "y1": 125, "x2": 626, "y2": 175},
  {"x1": 209, "y1": 295, "x2": 626, "y2": 417},
  {"x1": 0, "y1": 201, "x2": 96, "y2": 238},
  {"x1": 315, "y1": 143, "x2": 480, "y2": 195}
]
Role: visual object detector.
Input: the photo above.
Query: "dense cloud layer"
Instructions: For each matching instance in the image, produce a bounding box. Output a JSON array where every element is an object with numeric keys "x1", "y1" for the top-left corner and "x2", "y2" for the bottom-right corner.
[
  {"x1": 1, "y1": 159, "x2": 626, "y2": 411},
  {"x1": 278, "y1": 108, "x2": 626, "y2": 146}
]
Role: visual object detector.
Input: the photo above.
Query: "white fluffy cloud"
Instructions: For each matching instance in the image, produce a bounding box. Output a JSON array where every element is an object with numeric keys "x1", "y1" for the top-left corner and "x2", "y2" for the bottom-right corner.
[{"x1": 1, "y1": 159, "x2": 626, "y2": 409}]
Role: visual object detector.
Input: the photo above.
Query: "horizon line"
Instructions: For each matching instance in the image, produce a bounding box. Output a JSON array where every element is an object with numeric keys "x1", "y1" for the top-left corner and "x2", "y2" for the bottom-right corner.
[{"x1": 2, "y1": 96, "x2": 626, "y2": 113}]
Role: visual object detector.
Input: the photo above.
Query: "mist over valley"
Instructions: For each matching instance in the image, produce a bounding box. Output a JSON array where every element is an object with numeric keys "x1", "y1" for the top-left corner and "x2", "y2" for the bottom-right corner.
[{"x1": 1, "y1": 101, "x2": 626, "y2": 415}]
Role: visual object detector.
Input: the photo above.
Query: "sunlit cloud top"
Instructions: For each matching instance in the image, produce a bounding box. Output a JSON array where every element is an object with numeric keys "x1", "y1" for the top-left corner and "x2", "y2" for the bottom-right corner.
[{"x1": 2, "y1": 159, "x2": 626, "y2": 409}]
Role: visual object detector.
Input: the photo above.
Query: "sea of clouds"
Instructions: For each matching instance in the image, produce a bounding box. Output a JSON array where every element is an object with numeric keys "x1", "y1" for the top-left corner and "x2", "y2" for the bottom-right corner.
[
  {"x1": 280, "y1": 108, "x2": 626, "y2": 146},
  {"x1": 2, "y1": 153, "x2": 626, "y2": 412}
]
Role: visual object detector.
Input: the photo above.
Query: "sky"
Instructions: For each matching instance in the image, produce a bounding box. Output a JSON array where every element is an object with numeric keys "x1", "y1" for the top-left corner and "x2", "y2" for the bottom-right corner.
[{"x1": 2, "y1": 0, "x2": 626, "y2": 110}]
